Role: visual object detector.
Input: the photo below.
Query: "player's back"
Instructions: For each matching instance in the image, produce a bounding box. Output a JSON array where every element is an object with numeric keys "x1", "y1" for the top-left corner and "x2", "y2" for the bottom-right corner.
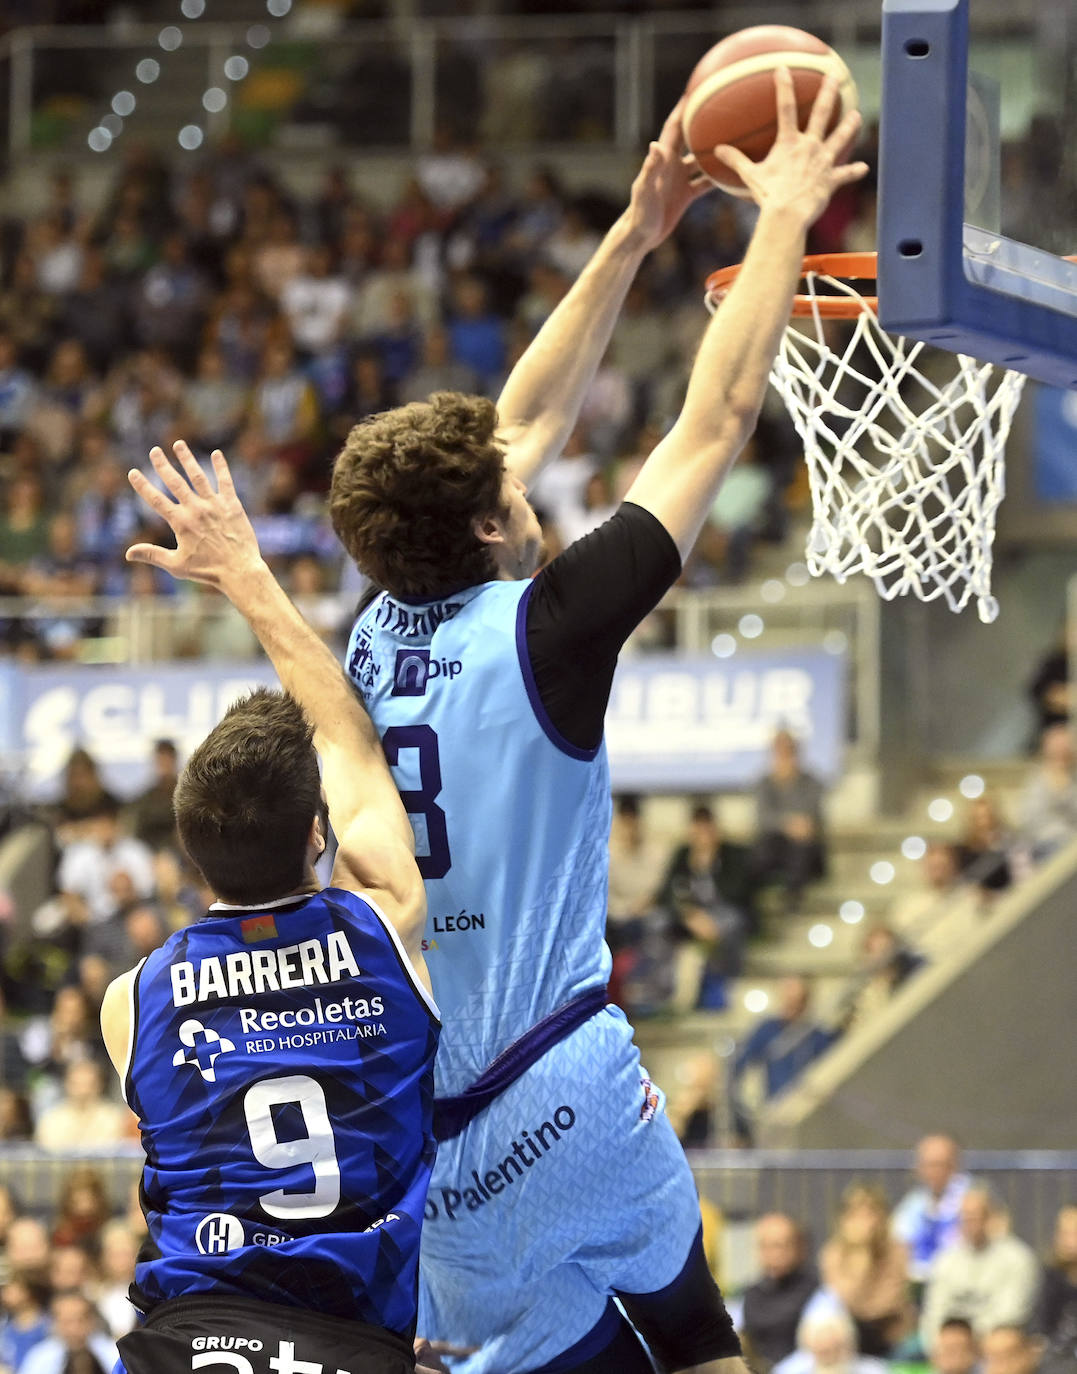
[
  {"x1": 348, "y1": 581, "x2": 612, "y2": 1094},
  {"x1": 126, "y1": 888, "x2": 439, "y2": 1333}
]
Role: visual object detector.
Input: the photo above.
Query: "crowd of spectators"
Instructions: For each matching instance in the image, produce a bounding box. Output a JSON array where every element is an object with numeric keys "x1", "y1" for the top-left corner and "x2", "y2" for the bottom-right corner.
[
  {"x1": 0, "y1": 1130, "x2": 1073, "y2": 1374},
  {"x1": 0, "y1": 118, "x2": 866, "y2": 658}
]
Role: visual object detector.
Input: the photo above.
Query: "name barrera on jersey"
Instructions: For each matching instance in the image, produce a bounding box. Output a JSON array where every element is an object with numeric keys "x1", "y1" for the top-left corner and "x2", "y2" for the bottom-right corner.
[{"x1": 170, "y1": 929, "x2": 362, "y2": 1005}]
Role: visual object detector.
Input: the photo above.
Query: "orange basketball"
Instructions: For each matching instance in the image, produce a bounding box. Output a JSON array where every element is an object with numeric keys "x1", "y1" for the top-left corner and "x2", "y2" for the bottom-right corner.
[{"x1": 683, "y1": 25, "x2": 858, "y2": 196}]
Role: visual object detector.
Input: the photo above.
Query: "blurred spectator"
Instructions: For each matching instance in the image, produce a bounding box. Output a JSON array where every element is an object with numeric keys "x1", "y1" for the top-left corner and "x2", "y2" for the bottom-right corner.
[
  {"x1": 280, "y1": 245, "x2": 352, "y2": 358},
  {"x1": 131, "y1": 233, "x2": 207, "y2": 365},
  {"x1": 50, "y1": 1243, "x2": 95, "y2": 1298},
  {"x1": 249, "y1": 341, "x2": 320, "y2": 459},
  {"x1": 52, "y1": 1167, "x2": 113, "y2": 1250},
  {"x1": 955, "y1": 796, "x2": 1013, "y2": 894},
  {"x1": 697, "y1": 439, "x2": 774, "y2": 584},
  {"x1": 129, "y1": 740, "x2": 180, "y2": 853},
  {"x1": 889, "y1": 843, "x2": 981, "y2": 954},
  {"x1": 544, "y1": 202, "x2": 602, "y2": 279},
  {"x1": 33, "y1": 1060, "x2": 129, "y2": 1152},
  {"x1": 929, "y1": 1319, "x2": 980, "y2": 1374},
  {"x1": 416, "y1": 128, "x2": 485, "y2": 213},
  {"x1": 74, "y1": 453, "x2": 141, "y2": 569},
  {"x1": 96, "y1": 1221, "x2": 139, "y2": 1340},
  {"x1": 892, "y1": 1134, "x2": 971, "y2": 1285},
  {"x1": 0, "y1": 1272, "x2": 52, "y2": 1374},
  {"x1": 921, "y1": 1187, "x2": 1041, "y2": 1345},
  {"x1": 842, "y1": 925, "x2": 924, "y2": 1031},
  {"x1": 446, "y1": 277, "x2": 505, "y2": 390},
  {"x1": 330, "y1": 351, "x2": 397, "y2": 445},
  {"x1": 19, "y1": 985, "x2": 104, "y2": 1100},
  {"x1": 740, "y1": 1213, "x2": 825, "y2": 1374},
  {"x1": 606, "y1": 795, "x2": 662, "y2": 951},
  {"x1": 180, "y1": 346, "x2": 249, "y2": 452},
  {"x1": 48, "y1": 749, "x2": 119, "y2": 834},
  {"x1": 1028, "y1": 626, "x2": 1072, "y2": 736},
  {"x1": 352, "y1": 239, "x2": 437, "y2": 339},
  {"x1": 750, "y1": 730, "x2": 828, "y2": 909},
  {"x1": 658, "y1": 803, "x2": 753, "y2": 1012},
  {"x1": 61, "y1": 250, "x2": 129, "y2": 373},
  {"x1": 557, "y1": 470, "x2": 618, "y2": 547},
  {"x1": 732, "y1": 977, "x2": 838, "y2": 1138},
  {"x1": 1033, "y1": 1204, "x2": 1077, "y2": 1366},
  {"x1": 819, "y1": 1184, "x2": 913, "y2": 1356},
  {"x1": 981, "y1": 1327, "x2": 1048, "y2": 1374},
  {"x1": 578, "y1": 350, "x2": 633, "y2": 459},
  {"x1": 0, "y1": 1088, "x2": 33, "y2": 1142},
  {"x1": 4, "y1": 1218, "x2": 50, "y2": 1273},
  {"x1": 0, "y1": 259, "x2": 58, "y2": 373},
  {"x1": 20, "y1": 1291, "x2": 118, "y2": 1374},
  {"x1": 664, "y1": 1049, "x2": 720, "y2": 1149},
  {"x1": 0, "y1": 475, "x2": 50, "y2": 584},
  {"x1": 399, "y1": 326, "x2": 478, "y2": 405},
  {"x1": 526, "y1": 427, "x2": 598, "y2": 536},
  {"x1": 772, "y1": 1310, "x2": 888, "y2": 1374},
  {"x1": 1018, "y1": 724, "x2": 1077, "y2": 863},
  {"x1": 54, "y1": 799, "x2": 156, "y2": 926}
]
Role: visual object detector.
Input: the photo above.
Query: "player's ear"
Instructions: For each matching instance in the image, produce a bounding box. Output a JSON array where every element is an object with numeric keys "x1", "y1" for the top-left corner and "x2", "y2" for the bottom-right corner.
[
  {"x1": 473, "y1": 510, "x2": 505, "y2": 547},
  {"x1": 309, "y1": 812, "x2": 326, "y2": 854}
]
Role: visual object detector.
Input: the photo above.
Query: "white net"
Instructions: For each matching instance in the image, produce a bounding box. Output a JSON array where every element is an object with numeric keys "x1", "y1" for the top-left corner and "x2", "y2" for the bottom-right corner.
[{"x1": 707, "y1": 265, "x2": 1028, "y2": 623}]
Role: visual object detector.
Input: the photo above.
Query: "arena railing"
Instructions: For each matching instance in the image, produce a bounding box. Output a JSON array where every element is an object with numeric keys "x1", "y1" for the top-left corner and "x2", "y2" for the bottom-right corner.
[{"x1": 0, "y1": 0, "x2": 1054, "y2": 163}]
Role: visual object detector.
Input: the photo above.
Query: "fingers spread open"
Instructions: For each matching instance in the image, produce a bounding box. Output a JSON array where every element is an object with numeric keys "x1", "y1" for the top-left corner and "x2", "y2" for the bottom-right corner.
[
  {"x1": 146, "y1": 446, "x2": 189, "y2": 502},
  {"x1": 773, "y1": 67, "x2": 798, "y2": 137},
  {"x1": 807, "y1": 72, "x2": 840, "y2": 140},
  {"x1": 209, "y1": 449, "x2": 235, "y2": 497},
  {"x1": 126, "y1": 543, "x2": 174, "y2": 571},
  {"x1": 825, "y1": 106, "x2": 863, "y2": 157},
  {"x1": 172, "y1": 439, "x2": 213, "y2": 497},
  {"x1": 658, "y1": 95, "x2": 687, "y2": 154},
  {"x1": 712, "y1": 144, "x2": 755, "y2": 180},
  {"x1": 831, "y1": 160, "x2": 871, "y2": 188},
  {"x1": 128, "y1": 467, "x2": 178, "y2": 523}
]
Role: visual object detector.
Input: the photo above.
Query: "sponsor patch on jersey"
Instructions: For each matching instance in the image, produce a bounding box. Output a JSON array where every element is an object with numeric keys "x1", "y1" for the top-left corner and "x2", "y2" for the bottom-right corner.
[
  {"x1": 640, "y1": 1076, "x2": 659, "y2": 1123},
  {"x1": 241, "y1": 914, "x2": 278, "y2": 943},
  {"x1": 195, "y1": 1212, "x2": 245, "y2": 1255},
  {"x1": 172, "y1": 1018, "x2": 236, "y2": 1083},
  {"x1": 391, "y1": 647, "x2": 463, "y2": 696}
]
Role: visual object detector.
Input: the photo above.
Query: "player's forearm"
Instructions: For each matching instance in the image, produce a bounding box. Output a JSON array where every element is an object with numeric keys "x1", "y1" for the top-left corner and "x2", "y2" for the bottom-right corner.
[
  {"x1": 682, "y1": 204, "x2": 807, "y2": 445},
  {"x1": 496, "y1": 216, "x2": 647, "y2": 483},
  {"x1": 219, "y1": 561, "x2": 407, "y2": 841}
]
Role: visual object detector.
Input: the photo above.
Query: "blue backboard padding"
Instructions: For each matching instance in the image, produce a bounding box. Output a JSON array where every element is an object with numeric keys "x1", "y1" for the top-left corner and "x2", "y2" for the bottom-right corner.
[{"x1": 878, "y1": 0, "x2": 1077, "y2": 388}]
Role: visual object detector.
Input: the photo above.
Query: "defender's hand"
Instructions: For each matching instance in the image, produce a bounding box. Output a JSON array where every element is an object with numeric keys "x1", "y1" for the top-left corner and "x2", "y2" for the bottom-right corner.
[
  {"x1": 711, "y1": 68, "x2": 868, "y2": 227},
  {"x1": 624, "y1": 96, "x2": 712, "y2": 252},
  {"x1": 126, "y1": 440, "x2": 264, "y2": 595}
]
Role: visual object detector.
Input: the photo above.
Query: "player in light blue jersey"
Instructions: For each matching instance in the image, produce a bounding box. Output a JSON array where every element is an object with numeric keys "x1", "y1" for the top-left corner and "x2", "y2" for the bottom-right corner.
[
  {"x1": 106, "y1": 443, "x2": 445, "y2": 1374},
  {"x1": 327, "y1": 72, "x2": 867, "y2": 1374}
]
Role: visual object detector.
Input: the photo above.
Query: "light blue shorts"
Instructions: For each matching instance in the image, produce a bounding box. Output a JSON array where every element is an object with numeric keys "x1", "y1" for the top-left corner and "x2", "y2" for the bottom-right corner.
[{"x1": 418, "y1": 1006, "x2": 704, "y2": 1374}]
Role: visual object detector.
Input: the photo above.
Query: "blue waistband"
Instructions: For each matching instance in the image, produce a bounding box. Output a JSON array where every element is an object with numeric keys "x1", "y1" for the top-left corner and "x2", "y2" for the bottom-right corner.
[{"x1": 433, "y1": 986, "x2": 609, "y2": 1143}]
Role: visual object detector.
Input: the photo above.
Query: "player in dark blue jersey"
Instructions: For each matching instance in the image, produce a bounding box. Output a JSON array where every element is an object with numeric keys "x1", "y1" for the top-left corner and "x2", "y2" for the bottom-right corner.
[{"x1": 103, "y1": 444, "x2": 442, "y2": 1374}]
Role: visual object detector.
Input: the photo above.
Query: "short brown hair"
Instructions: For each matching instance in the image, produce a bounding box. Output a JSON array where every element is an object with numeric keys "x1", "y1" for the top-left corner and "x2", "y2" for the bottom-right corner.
[
  {"x1": 174, "y1": 689, "x2": 321, "y2": 905},
  {"x1": 330, "y1": 392, "x2": 505, "y2": 599}
]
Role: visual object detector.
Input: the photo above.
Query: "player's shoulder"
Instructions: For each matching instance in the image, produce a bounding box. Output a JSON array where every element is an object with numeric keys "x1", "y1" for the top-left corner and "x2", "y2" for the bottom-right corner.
[{"x1": 100, "y1": 961, "x2": 145, "y2": 1079}]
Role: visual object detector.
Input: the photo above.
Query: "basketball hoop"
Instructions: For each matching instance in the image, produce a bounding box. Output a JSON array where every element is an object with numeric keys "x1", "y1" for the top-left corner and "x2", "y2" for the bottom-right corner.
[{"x1": 704, "y1": 251, "x2": 1028, "y2": 623}]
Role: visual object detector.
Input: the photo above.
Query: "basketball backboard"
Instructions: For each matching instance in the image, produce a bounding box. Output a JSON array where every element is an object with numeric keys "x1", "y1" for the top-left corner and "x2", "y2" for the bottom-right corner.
[{"x1": 877, "y1": 0, "x2": 1077, "y2": 388}]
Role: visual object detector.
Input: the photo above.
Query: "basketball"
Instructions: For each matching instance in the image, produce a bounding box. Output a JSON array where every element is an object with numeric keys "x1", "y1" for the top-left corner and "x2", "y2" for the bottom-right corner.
[{"x1": 683, "y1": 25, "x2": 858, "y2": 195}]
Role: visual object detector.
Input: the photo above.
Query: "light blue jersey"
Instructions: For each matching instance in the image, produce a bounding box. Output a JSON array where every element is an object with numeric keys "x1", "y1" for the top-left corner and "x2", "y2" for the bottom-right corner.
[
  {"x1": 346, "y1": 578, "x2": 705, "y2": 1371},
  {"x1": 346, "y1": 580, "x2": 613, "y2": 1097}
]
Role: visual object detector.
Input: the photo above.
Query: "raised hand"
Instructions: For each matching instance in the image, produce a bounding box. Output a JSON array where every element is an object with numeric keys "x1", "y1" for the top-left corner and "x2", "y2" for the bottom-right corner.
[
  {"x1": 710, "y1": 68, "x2": 868, "y2": 226},
  {"x1": 625, "y1": 96, "x2": 713, "y2": 252},
  {"x1": 126, "y1": 440, "x2": 263, "y2": 593}
]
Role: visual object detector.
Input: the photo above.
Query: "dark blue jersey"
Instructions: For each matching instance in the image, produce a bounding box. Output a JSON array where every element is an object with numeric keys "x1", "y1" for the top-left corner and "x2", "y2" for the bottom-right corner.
[{"x1": 124, "y1": 888, "x2": 439, "y2": 1337}]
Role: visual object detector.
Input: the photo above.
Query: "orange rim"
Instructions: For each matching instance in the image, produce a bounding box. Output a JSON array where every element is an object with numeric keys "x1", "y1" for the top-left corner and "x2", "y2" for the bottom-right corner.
[{"x1": 706, "y1": 251, "x2": 879, "y2": 318}]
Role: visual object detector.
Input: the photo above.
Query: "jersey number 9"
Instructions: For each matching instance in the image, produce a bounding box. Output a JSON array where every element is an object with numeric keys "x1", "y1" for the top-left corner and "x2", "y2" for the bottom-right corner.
[{"x1": 243, "y1": 1074, "x2": 340, "y2": 1220}]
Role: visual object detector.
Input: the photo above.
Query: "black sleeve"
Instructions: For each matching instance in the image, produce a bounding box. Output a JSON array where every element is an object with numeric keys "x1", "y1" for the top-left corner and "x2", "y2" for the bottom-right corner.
[{"x1": 524, "y1": 501, "x2": 681, "y2": 753}]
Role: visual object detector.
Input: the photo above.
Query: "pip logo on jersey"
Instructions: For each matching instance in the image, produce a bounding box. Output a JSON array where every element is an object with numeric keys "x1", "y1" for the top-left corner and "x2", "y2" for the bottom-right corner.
[
  {"x1": 195, "y1": 1213, "x2": 245, "y2": 1255},
  {"x1": 392, "y1": 647, "x2": 463, "y2": 696},
  {"x1": 173, "y1": 1018, "x2": 236, "y2": 1083}
]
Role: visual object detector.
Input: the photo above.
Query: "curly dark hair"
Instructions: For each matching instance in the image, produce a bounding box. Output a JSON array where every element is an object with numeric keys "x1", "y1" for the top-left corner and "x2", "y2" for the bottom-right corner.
[{"x1": 329, "y1": 392, "x2": 506, "y2": 599}]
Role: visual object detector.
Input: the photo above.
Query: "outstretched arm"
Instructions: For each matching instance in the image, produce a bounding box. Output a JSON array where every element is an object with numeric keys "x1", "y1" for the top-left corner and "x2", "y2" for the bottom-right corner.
[
  {"x1": 125, "y1": 442, "x2": 426, "y2": 957},
  {"x1": 626, "y1": 70, "x2": 868, "y2": 560},
  {"x1": 497, "y1": 99, "x2": 710, "y2": 487}
]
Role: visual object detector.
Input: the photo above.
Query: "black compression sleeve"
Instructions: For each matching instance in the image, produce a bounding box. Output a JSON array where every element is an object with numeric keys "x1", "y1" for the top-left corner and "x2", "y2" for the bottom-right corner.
[{"x1": 524, "y1": 501, "x2": 682, "y2": 753}]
